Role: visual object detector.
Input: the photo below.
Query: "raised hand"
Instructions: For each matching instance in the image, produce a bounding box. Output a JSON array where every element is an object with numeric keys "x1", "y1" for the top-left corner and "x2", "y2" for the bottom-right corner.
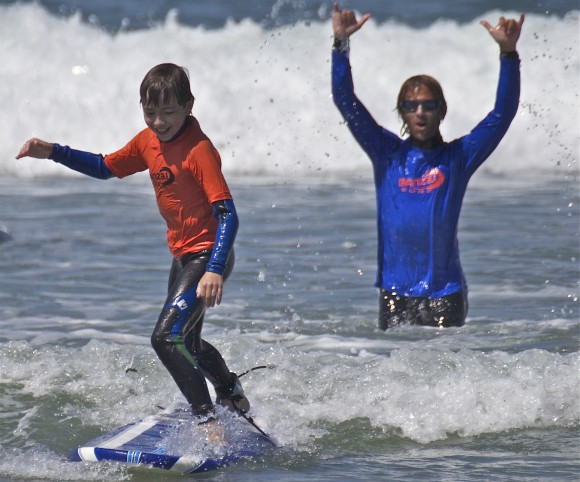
[
  {"x1": 332, "y1": 3, "x2": 371, "y2": 40},
  {"x1": 480, "y1": 13, "x2": 525, "y2": 52}
]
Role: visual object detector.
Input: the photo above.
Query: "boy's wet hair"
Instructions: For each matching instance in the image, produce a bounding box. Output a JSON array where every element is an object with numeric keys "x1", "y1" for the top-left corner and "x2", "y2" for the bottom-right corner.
[
  {"x1": 396, "y1": 75, "x2": 447, "y2": 137},
  {"x1": 140, "y1": 63, "x2": 195, "y2": 108}
]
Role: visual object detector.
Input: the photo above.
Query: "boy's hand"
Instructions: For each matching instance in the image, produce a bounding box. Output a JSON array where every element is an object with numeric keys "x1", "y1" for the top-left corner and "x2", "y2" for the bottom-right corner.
[
  {"x1": 196, "y1": 272, "x2": 224, "y2": 307},
  {"x1": 480, "y1": 13, "x2": 525, "y2": 52},
  {"x1": 16, "y1": 138, "x2": 53, "y2": 159}
]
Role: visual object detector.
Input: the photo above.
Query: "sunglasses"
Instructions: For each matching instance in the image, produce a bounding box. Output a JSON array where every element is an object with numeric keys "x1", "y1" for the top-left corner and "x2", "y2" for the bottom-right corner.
[{"x1": 399, "y1": 99, "x2": 441, "y2": 113}]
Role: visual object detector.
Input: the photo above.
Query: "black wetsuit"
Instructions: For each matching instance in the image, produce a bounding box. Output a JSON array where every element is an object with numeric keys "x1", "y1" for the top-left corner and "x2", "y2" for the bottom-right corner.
[{"x1": 152, "y1": 250, "x2": 235, "y2": 415}]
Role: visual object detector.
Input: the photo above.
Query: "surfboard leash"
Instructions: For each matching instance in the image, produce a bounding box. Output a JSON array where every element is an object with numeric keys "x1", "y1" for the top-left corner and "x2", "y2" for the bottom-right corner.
[
  {"x1": 237, "y1": 411, "x2": 271, "y2": 439},
  {"x1": 236, "y1": 364, "x2": 277, "y2": 378},
  {"x1": 234, "y1": 364, "x2": 277, "y2": 440}
]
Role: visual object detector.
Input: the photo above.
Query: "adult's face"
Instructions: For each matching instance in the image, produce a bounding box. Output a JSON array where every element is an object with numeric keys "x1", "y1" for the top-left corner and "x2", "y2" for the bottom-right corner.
[{"x1": 400, "y1": 85, "x2": 444, "y2": 149}]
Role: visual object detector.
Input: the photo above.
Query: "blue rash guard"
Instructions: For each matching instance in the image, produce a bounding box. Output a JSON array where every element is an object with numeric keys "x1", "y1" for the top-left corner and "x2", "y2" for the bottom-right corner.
[{"x1": 332, "y1": 48, "x2": 520, "y2": 299}]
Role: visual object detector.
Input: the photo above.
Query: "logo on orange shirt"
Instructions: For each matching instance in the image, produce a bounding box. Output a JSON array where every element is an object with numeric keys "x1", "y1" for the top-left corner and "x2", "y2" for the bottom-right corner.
[
  {"x1": 151, "y1": 167, "x2": 175, "y2": 188},
  {"x1": 398, "y1": 168, "x2": 445, "y2": 194}
]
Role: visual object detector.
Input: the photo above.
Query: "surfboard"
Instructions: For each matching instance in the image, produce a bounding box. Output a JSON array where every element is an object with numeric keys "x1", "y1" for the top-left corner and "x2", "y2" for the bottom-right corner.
[{"x1": 69, "y1": 402, "x2": 277, "y2": 474}]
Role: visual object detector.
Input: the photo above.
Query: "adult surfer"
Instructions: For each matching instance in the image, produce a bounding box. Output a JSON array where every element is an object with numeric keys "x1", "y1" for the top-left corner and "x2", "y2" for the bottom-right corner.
[{"x1": 331, "y1": 4, "x2": 524, "y2": 329}]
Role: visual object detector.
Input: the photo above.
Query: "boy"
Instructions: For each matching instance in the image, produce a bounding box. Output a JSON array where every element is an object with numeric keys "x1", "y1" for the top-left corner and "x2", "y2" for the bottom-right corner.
[{"x1": 16, "y1": 63, "x2": 249, "y2": 419}]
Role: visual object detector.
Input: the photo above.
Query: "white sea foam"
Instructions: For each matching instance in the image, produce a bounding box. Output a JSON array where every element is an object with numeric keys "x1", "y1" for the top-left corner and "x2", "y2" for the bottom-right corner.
[
  {"x1": 1, "y1": 4, "x2": 578, "y2": 180},
  {"x1": 0, "y1": 335, "x2": 577, "y2": 447}
]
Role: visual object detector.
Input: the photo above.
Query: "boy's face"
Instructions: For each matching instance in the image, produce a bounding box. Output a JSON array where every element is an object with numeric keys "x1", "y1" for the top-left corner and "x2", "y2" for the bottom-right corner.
[{"x1": 142, "y1": 96, "x2": 193, "y2": 142}]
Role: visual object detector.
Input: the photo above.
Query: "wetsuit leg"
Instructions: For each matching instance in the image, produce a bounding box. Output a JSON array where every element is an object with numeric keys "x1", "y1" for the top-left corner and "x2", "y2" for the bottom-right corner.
[
  {"x1": 151, "y1": 252, "x2": 212, "y2": 415},
  {"x1": 379, "y1": 290, "x2": 467, "y2": 329},
  {"x1": 379, "y1": 290, "x2": 414, "y2": 330},
  {"x1": 426, "y1": 291, "x2": 467, "y2": 327},
  {"x1": 151, "y1": 250, "x2": 236, "y2": 415},
  {"x1": 188, "y1": 250, "x2": 238, "y2": 395}
]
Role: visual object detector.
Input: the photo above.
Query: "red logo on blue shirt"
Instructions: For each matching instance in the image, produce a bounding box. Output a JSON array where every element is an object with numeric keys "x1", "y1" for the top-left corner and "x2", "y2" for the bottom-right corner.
[{"x1": 398, "y1": 168, "x2": 445, "y2": 194}]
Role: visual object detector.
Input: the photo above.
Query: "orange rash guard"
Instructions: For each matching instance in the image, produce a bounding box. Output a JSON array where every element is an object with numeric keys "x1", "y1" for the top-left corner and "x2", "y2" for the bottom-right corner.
[{"x1": 104, "y1": 116, "x2": 232, "y2": 258}]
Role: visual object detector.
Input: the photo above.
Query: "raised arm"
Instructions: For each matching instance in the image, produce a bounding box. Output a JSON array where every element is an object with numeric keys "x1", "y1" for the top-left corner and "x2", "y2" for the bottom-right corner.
[
  {"x1": 460, "y1": 14, "x2": 524, "y2": 176},
  {"x1": 331, "y1": 4, "x2": 399, "y2": 163}
]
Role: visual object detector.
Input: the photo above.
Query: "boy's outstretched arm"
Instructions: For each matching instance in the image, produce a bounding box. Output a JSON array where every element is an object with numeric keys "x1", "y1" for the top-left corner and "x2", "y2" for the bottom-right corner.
[
  {"x1": 16, "y1": 137, "x2": 113, "y2": 179},
  {"x1": 480, "y1": 13, "x2": 525, "y2": 52}
]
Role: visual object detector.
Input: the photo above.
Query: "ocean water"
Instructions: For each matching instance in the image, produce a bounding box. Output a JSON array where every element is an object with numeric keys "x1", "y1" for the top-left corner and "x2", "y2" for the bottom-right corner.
[{"x1": 0, "y1": 1, "x2": 579, "y2": 481}]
